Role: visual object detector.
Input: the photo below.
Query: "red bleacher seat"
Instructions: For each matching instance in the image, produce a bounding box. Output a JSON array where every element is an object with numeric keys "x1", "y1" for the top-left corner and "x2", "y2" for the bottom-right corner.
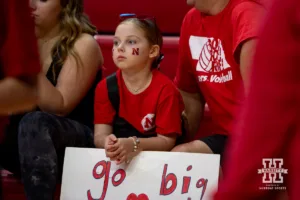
[{"x1": 84, "y1": 0, "x2": 191, "y2": 34}]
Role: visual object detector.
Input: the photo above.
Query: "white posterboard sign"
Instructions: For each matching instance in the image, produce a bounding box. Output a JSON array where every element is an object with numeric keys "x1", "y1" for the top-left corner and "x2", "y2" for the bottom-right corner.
[{"x1": 61, "y1": 147, "x2": 220, "y2": 200}]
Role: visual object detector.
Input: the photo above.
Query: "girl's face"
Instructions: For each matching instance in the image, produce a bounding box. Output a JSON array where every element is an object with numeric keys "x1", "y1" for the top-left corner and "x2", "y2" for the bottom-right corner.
[
  {"x1": 30, "y1": 0, "x2": 62, "y2": 34},
  {"x1": 112, "y1": 22, "x2": 157, "y2": 71}
]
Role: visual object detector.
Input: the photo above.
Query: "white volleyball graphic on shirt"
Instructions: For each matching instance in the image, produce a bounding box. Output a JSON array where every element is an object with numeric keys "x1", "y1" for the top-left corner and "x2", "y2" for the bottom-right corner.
[
  {"x1": 199, "y1": 38, "x2": 224, "y2": 72},
  {"x1": 189, "y1": 36, "x2": 231, "y2": 73}
]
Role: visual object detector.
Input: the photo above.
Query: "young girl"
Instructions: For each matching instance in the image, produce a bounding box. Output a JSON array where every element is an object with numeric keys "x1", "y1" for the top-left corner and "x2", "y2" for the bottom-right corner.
[{"x1": 94, "y1": 14, "x2": 184, "y2": 164}]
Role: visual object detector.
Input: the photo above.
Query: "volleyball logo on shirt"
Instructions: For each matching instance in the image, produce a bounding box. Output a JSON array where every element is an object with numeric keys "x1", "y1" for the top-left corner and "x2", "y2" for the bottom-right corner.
[
  {"x1": 199, "y1": 38, "x2": 224, "y2": 72},
  {"x1": 141, "y1": 114, "x2": 156, "y2": 131},
  {"x1": 189, "y1": 36, "x2": 233, "y2": 83}
]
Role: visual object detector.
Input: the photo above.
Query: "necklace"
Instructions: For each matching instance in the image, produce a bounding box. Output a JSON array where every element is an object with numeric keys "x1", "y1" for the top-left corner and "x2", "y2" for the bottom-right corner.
[
  {"x1": 129, "y1": 86, "x2": 143, "y2": 93},
  {"x1": 124, "y1": 74, "x2": 152, "y2": 94}
]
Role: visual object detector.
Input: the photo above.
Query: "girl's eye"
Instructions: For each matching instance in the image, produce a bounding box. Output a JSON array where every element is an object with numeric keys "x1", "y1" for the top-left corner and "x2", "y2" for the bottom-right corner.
[
  {"x1": 113, "y1": 40, "x2": 119, "y2": 46},
  {"x1": 128, "y1": 40, "x2": 136, "y2": 45}
]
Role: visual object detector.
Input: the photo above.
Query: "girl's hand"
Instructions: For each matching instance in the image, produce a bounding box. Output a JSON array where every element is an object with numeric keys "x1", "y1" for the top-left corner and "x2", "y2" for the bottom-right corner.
[
  {"x1": 124, "y1": 150, "x2": 140, "y2": 165},
  {"x1": 111, "y1": 138, "x2": 134, "y2": 165},
  {"x1": 104, "y1": 134, "x2": 118, "y2": 159}
]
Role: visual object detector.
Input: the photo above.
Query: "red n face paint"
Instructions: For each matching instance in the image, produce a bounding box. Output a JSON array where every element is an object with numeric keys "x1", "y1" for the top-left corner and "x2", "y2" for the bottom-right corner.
[{"x1": 132, "y1": 48, "x2": 139, "y2": 55}]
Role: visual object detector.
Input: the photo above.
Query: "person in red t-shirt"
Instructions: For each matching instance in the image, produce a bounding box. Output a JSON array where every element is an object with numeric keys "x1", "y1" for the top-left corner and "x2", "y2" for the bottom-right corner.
[
  {"x1": 0, "y1": 0, "x2": 41, "y2": 198},
  {"x1": 0, "y1": 0, "x2": 40, "y2": 135},
  {"x1": 0, "y1": 0, "x2": 40, "y2": 117},
  {"x1": 214, "y1": 0, "x2": 300, "y2": 199},
  {"x1": 171, "y1": 0, "x2": 265, "y2": 160},
  {"x1": 94, "y1": 14, "x2": 184, "y2": 165}
]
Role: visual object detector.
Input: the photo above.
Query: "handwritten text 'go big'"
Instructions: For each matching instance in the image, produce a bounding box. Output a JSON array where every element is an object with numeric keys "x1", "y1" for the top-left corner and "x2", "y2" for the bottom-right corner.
[{"x1": 87, "y1": 160, "x2": 208, "y2": 200}]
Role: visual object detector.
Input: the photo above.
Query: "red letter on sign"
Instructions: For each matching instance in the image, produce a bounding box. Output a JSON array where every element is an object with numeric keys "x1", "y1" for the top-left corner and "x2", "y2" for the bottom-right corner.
[
  {"x1": 112, "y1": 169, "x2": 126, "y2": 186},
  {"x1": 196, "y1": 178, "x2": 208, "y2": 200},
  {"x1": 182, "y1": 165, "x2": 192, "y2": 194},
  {"x1": 87, "y1": 160, "x2": 111, "y2": 200},
  {"x1": 159, "y1": 164, "x2": 177, "y2": 195}
]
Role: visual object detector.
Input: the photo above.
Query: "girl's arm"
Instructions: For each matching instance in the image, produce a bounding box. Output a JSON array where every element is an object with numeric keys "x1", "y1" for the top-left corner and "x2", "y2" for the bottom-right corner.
[
  {"x1": 94, "y1": 124, "x2": 113, "y2": 148},
  {"x1": 110, "y1": 133, "x2": 178, "y2": 165},
  {"x1": 138, "y1": 134, "x2": 177, "y2": 151},
  {"x1": 93, "y1": 78, "x2": 116, "y2": 149}
]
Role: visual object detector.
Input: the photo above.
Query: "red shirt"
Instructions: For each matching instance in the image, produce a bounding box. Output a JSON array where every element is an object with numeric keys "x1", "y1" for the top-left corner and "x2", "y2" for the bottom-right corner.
[
  {"x1": 214, "y1": 0, "x2": 300, "y2": 199},
  {"x1": 94, "y1": 70, "x2": 184, "y2": 136},
  {"x1": 0, "y1": 0, "x2": 40, "y2": 78},
  {"x1": 0, "y1": 0, "x2": 40, "y2": 133},
  {"x1": 174, "y1": 0, "x2": 265, "y2": 135}
]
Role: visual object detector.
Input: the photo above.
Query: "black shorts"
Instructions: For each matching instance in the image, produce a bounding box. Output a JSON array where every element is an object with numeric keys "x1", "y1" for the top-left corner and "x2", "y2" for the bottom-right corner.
[{"x1": 200, "y1": 134, "x2": 228, "y2": 158}]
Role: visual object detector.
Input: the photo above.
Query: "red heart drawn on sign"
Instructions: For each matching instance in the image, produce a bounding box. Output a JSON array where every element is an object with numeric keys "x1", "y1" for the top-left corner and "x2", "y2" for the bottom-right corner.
[
  {"x1": 137, "y1": 194, "x2": 149, "y2": 200},
  {"x1": 126, "y1": 193, "x2": 149, "y2": 200}
]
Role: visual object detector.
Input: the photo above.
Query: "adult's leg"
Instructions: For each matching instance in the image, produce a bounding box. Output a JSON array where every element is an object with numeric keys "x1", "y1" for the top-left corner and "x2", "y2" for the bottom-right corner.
[
  {"x1": 172, "y1": 134, "x2": 228, "y2": 179},
  {"x1": 18, "y1": 111, "x2": 94, "y2": 200},
  {"x1": 172, "y1": 134, "x2": 227, "y2": 155}
]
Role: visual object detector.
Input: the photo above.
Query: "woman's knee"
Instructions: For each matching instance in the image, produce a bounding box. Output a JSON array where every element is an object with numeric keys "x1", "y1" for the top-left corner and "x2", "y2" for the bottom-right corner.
[
  {"x1": 171, "y1": 143, "x2": 190, "y2": 152},
  {"x1": 171, "y1": 140, "x2": 214, "y2": 154},
  {"x1": 171, "y1": 141, "x2": 197, "y2": 152},
  {"x1": 18, "y1": 111, "x2": 55, "y2": 139},
  {"x1": 18, "y1": 112, "x2": 58, "y2": 158}
]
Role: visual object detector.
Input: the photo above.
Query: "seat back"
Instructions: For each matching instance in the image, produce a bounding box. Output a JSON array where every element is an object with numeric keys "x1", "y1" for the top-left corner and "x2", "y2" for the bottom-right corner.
[{"x1": 84, "y1": 0, "x2": 191, "y2": 35}]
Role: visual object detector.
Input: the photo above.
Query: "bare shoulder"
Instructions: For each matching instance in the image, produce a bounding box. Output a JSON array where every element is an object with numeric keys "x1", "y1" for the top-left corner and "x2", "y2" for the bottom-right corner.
[
  {"x1": 73, "y1": 33, "x2": 103, "y2": 65},
  {"x1": 75, "y1": 33, "x2": 99, "y2": 49}
]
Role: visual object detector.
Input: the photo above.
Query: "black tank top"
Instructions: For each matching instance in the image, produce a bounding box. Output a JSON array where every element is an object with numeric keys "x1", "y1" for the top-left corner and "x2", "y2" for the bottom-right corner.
[
  {"x1": 5, "y1": 48, "x2": 101, "y2": 144},
  {"x1": 46, "y1": 54, "x2": 102, "y2": 129}
]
